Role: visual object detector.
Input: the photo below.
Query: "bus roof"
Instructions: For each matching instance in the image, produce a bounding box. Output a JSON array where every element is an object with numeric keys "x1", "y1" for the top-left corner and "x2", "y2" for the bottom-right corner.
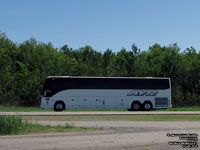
[{"x1": 47, "y1": 76, "x2": 170, "y2": 80}]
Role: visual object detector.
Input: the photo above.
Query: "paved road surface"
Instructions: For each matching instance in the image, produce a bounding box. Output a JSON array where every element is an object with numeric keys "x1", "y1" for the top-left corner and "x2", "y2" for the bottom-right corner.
[
  {"x1": 1, "y1": 111, "x2": 200, "y2": 116},
  {"x1": 0, "y1": 121, "x2": 200, "y2": 150}
]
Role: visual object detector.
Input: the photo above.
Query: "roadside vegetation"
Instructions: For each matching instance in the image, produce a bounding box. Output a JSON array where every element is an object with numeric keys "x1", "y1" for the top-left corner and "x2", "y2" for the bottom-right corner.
[
  {"x1": 23, "y1": 115, "x2": 200, "y2": 121},
  {"x1": 156, "y1": 106, "x2": 200, "y2": 111},
  {"x1": 0, "y1": 115, "x2": 92, "y2": 136},
  {"x1": 0, "y1": 106, "x2": 53, "y2": 112},
  {"x1": 0, "y1": 30, "x2": 200, "y2": 107}
]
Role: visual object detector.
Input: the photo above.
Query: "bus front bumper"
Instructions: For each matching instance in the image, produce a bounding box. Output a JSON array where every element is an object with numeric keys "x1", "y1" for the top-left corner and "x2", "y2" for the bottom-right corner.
[
  {"x1": 40, "y1": 104, "x2": 51, "y2": 109},
  {"x1": 40, "y1": 97, "x2": 52, "y2": 109}
]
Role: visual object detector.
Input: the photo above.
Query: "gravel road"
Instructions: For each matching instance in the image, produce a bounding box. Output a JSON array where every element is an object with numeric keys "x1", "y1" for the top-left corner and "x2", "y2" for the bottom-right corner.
[{"x1": 0, "y1": 121, "x2": 200, "y2": 150}]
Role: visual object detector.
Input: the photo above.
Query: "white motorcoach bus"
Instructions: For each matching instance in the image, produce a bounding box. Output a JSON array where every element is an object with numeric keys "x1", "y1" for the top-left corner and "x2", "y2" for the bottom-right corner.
[{"x1": 40, "y1": 76, "x2": 172, "y2": 111}]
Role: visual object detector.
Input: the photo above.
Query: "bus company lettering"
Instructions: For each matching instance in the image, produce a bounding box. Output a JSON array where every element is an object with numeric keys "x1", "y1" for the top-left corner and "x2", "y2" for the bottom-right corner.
[{"x1": 127, "y1": 90, "x2": 158, "y2": 96}]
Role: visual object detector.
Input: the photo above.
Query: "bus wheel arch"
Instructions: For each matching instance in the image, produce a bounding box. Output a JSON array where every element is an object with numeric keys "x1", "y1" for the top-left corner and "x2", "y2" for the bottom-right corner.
[
  {"x1": 131, "y1": 101, "x2": 142, "y2": 111},
  {"x1": 142, "y1": 101, "x2": 153, "y2": 111},
  {"x1": 54, "y1": 101, "x2": 65, "y2": 111}
]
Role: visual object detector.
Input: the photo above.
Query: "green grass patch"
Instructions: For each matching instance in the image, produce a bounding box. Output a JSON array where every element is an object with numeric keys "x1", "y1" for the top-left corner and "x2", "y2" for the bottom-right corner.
[
  {"x1": 23, "y1": 114, "x2": 200, "y2": 121},
  {"x1": 21, "y1": 123, "x2": 92, "y2": 134},
  {"x1": 0, "y1": 115, "x2": 93, "y2": 136},
  {"x1": 122, "y1": 144, "x2": 156, "y2": 149},
  {"x1": 155, "y1": 106, "x2": 200, "y2": 111},
  {"x1": 0, "y1": 106, "x2": 54, "y2": 112},
  {"x1": 0, "y1": 115, "x2": 27, "y2": 135}
]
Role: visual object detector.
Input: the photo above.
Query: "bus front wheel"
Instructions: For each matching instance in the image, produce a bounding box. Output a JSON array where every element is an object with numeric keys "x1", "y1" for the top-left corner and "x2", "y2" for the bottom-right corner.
[{"x1": 54, "y1": 101, "x2": 65, "y2": 111}]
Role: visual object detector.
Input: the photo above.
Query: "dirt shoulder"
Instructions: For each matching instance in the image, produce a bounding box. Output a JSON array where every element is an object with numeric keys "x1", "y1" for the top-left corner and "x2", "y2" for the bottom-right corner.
[{"x1": 0, "y1": 121, "x2": 199, "y2": 150}]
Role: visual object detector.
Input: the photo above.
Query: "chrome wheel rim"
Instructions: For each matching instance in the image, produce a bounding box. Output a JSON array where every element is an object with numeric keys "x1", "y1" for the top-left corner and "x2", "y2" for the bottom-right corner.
[
  {"x1": 56, "y1": 103, "x2": 63, "y2": 110},
  {"x1": 133, "y1": 104, "x2": 140, "y2": 110},
  {"x1": 144, "y1": 103, "x2": 151, "y2": 110}
]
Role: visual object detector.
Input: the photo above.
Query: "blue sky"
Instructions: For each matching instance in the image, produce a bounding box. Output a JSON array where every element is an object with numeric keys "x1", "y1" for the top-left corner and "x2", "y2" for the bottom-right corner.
[{"x1": 0, "y1": 0, "x2": 200, "y2": 52}]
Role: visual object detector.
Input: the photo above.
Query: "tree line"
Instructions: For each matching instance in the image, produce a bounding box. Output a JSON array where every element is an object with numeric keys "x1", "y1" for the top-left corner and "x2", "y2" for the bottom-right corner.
[{"x1": 0, "y1": 31, "x2": 200, "y2": 107}]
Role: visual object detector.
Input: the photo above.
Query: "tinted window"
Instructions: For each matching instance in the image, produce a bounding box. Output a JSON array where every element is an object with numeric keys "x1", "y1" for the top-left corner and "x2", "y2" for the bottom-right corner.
[{"x1": 44, "y1": 77, "x2": 170, "y2": 92}]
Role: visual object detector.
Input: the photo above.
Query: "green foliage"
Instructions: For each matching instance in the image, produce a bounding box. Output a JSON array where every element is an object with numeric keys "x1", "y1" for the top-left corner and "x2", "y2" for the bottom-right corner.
[
  {"x1": 0, "y1": 115, "x2": 91, "y2": 135},
  {"x1": 0, "y1": 30, "x2": 200, "y2": 107},
  {"x1": 0, "y1": 106, "x2": 53, "y2": 112},
  {"x1": 0, "y1": 115, "x2": 28, "y2": 135}
]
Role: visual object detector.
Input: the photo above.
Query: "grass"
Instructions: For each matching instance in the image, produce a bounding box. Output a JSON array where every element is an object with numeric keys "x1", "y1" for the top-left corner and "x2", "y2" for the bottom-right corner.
[
  {"x1": 0, "y1": 115, "x2": 93, "y2": 136},
  {"x1": 122, "y1": 144, "x2": 156, "y2": 149},
  {"x1": 21, "y1": 123, "x2": 92, "y2": 134},
  {"x1": 0, "y1": 115, "x2": 27, "y2": 135},
  {"x1": 0, "y1": 106, "x2": 54, "y2": 112},
  {"x1": 155, "y1": 106, "x2": 200, "y2": 111},
  {"x1": 23, "y1": 114, "x2": 200, "y2": 121},
  {"x1": 1, "y1": 106, "x2": 200, "y2": 112}
]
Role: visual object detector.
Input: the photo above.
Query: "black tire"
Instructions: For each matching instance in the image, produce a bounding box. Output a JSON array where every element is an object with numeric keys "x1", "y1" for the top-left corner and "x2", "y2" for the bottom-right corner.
[
  {"x1": 54, "y1": 101, "x2": 65, "y2": 111},
  {"x1": 131, "y1": 102, "x2": 141, "y2": 111},
  {"x1": 143, "y1": 101, "x2": 152, "y2": 111}
]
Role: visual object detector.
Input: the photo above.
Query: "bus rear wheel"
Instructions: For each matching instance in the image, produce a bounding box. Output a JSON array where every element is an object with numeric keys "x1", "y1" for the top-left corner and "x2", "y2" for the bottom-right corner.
[
  {"x1": 54, "y1": 101, "x2": 65, "y2": 111},
  {"x1": 143, "y1": 102, "x2": 152, "y2": 111},
  {"x1": 131, "y1": 102, "x2": 141, "y2": 111}
]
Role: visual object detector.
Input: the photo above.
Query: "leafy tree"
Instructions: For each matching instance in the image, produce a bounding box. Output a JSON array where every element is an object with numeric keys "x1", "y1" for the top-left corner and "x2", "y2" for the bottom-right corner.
[
  {"x1": 103, "y1": 49, "x2": 115, "y2": 76},
  {"x1": 0, "y1": 30, "x2": 200, "y2": 107}
]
